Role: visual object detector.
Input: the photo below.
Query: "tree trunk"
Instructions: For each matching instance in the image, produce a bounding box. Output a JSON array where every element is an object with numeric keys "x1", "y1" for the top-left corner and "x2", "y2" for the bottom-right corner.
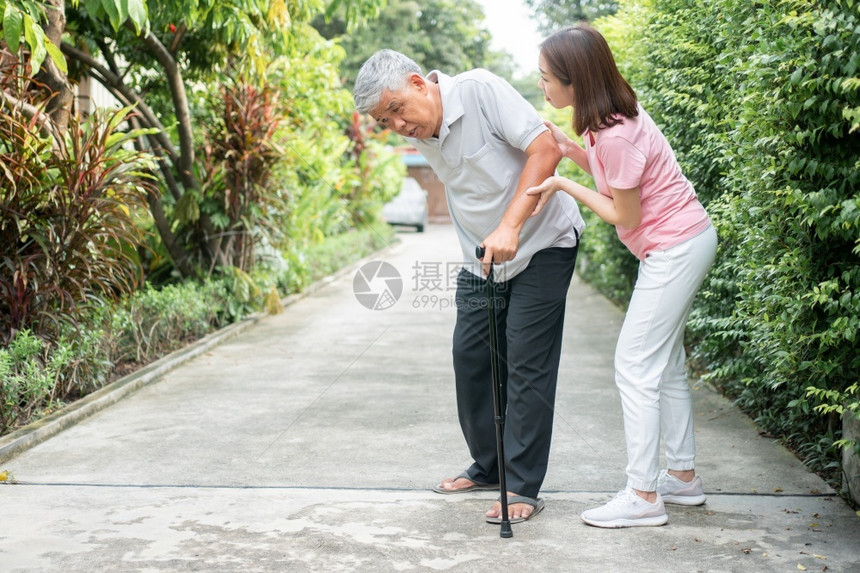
[
  {"x1": 38, "y1": 0, "x2": 74, "y2": 134},
  {"x1": 133, "y1": 24, "x2": 224, "y2": 271},
  {"x1": 134, "y1": 26, "x2": 198, "y2": 194}
]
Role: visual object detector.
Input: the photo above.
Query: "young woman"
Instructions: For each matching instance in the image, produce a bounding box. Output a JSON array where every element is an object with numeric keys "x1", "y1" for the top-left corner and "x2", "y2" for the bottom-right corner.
[{"x1": 528, "y1": 23, "x2": 718, "y2": 528}]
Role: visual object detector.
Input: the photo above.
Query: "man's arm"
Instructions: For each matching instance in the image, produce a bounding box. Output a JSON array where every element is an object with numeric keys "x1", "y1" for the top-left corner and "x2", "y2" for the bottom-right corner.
[{"x1": 479, "y1": 130, "x2": 562, "y2": 276}]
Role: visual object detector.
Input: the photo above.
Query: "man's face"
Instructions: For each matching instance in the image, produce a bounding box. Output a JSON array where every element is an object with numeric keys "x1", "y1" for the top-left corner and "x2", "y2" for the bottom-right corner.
[{"x1": 370, "y1": 74, "x2": 441, "y2": 139}]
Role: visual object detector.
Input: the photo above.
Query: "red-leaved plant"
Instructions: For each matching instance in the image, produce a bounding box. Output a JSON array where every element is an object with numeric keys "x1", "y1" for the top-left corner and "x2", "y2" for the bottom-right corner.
[
  {"x1": 0, "y1": 95, "x2": 157, "y2": 345},
  {"x1": 190, "y1": 79, "x2": 285, "y2": 274}
]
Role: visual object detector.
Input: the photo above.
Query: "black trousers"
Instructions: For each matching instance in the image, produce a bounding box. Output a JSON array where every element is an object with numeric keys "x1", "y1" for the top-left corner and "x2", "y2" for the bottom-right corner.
[{"x1": 452, "y1": 246, "x2": 578, "y2": 499}]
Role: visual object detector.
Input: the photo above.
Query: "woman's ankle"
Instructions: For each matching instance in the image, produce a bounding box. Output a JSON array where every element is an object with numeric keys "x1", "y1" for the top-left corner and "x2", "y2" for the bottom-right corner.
[
  {"x1": 668, "y1": 469, "x2": 695, "y2": 483},
  {"x1": 633, "y1": 488, "x2": 658, "y2": 503}
]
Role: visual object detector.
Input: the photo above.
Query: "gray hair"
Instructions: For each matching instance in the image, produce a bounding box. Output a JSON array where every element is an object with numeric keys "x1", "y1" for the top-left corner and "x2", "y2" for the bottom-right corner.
[{"x1": 353, "y1": 49, "x2": 423, "y2": 115}]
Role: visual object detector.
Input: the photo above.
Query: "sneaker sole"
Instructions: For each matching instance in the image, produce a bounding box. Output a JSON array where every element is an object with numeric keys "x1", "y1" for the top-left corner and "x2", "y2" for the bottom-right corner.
[
  {"x1": 662, "y1": 494, "x2": 707, "y2": 506},
  {"x1": 581, "y1": 514, "x2": 669, "y2": 528}
]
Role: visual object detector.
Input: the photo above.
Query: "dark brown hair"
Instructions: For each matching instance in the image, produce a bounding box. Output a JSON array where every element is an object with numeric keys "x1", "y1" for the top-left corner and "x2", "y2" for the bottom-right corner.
[{"x1": 540, "y1": 23, "x2": 638, "y2": 135}]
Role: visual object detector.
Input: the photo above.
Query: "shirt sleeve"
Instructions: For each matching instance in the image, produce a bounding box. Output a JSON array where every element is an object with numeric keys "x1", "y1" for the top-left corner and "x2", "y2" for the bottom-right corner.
[
  {"x1": 597, "y1": 135, "x2": 647, "y2": 189},
  {"x1": 471, "y1": 70, "x2": 546, "y2": 151}
]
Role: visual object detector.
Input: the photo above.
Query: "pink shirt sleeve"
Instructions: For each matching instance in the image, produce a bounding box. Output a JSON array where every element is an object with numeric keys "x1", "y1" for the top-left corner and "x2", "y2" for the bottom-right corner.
[{"x1": 597, "y1": 136, "x2": 647, "y2": 190}]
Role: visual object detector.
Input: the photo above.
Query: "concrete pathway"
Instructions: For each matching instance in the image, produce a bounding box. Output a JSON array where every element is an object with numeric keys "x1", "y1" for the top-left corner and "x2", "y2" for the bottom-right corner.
[{"x1": 1, "y1": 224, "x2": 858, "y2": 572}]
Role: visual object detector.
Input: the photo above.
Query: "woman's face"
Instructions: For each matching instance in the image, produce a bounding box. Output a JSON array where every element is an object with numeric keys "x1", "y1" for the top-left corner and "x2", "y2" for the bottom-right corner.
[{"x1": 537, "y1": 53, "x2": 574, "y2": 110}]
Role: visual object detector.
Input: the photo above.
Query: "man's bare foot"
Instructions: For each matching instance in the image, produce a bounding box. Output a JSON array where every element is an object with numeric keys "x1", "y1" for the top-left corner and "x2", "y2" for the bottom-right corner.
[
  {"x1": 432, "y1": 474, "x2": 498, "y2": 494},
  {"x1": 436, "y1": 476, "x2": 479, "y2": 492},
  {"x1": 486, "y1": 492, "x2": 536, "y2": 521}
]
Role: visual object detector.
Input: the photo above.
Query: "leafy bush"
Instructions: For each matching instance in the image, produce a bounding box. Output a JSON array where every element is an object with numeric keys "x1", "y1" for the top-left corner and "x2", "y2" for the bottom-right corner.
[
  {"x1": 0, "y1": 96, "x2": 156, "y2": 345},
  {"x1": 0, "y1": 280, "x2": 225, "y2": 435},
  {"x1": 592, "y1": 0, "x2": 860, "y2": 483},
  {"x1": 0, "y1": 330, "x2": 58, "y2": 434},
  {"x1": 108, "y1": 282, "x2": 225, "y2": 366},
  {"x1": 718, "y1": 2, "x2": 860, "y2": 471},
  {"x1": 0, "y1": 323, "x2": 115, "y2": 434}
]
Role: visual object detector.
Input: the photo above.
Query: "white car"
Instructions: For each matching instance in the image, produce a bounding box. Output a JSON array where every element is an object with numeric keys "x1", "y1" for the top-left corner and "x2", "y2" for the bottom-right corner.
[{"x1": 382, "y1": 177, "x2": 429, "y2": 232}]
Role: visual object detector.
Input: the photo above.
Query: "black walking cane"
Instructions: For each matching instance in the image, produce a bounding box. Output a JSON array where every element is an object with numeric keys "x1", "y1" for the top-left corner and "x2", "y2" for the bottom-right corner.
[{"x1": 476, "y1": 245, "x2": 513, "y2": 539}]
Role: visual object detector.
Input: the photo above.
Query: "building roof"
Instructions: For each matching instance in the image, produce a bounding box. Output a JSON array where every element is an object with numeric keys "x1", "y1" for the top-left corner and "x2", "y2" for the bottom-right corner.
[{"x1": 396, "y1": 146, "x2": 430, "y2": 167}]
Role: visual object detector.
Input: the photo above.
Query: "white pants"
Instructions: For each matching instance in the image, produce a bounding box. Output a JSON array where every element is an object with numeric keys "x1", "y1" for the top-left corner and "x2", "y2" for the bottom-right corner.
[{"x1": 615, "y1": 225, "x2": 718, "y2": 492}]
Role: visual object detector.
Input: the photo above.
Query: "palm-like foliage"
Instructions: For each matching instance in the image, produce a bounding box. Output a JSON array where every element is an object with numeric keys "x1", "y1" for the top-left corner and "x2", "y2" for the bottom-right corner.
[{"x1": 0, "y1": 76, "x2": 156, "y2": 344}]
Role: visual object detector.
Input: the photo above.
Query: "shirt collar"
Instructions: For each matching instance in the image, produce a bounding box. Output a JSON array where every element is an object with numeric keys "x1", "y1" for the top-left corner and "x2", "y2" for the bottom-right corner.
[{"x1": 426, "y1": 70, "x2": 463, "y2": 145}]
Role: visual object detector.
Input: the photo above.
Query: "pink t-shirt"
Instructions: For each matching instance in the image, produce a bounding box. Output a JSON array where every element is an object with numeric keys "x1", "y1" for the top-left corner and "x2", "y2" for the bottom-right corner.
[{"x1": 584, "y1": 105, "x2": 711, "y2": 260}]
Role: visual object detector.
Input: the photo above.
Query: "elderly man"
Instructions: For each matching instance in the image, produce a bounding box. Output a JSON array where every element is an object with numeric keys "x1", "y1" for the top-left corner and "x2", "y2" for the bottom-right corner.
[{"x1": 354, "y1": 50, "x2": 585, "y2": 524}]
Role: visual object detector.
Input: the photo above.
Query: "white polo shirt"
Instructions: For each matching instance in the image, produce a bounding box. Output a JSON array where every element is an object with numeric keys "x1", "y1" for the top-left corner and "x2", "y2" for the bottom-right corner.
[{"x1": 410, "y1": 69, "x2": 585, "y2": 281}]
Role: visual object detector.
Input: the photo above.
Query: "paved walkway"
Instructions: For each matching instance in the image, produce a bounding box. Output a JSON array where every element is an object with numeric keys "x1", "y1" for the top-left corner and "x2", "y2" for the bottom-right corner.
[{"x1": 1, "y1": 224, "x2": 858, "y2": 572}]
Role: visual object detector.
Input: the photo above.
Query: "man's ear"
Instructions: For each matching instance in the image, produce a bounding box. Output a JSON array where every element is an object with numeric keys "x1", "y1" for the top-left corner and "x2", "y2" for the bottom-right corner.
[{"x1": 408, "y1": 73, "x2": 427, "y2": 93}]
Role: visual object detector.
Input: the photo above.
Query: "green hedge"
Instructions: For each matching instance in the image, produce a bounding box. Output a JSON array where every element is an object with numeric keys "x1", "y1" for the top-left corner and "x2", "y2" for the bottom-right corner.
[{"x1": 589, "y1": 0, "x2": 860, "y2": 483}]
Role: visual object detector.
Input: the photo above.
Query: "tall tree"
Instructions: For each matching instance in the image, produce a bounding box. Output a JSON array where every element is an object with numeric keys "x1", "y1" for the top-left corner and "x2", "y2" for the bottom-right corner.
[
  {"x1": 315, "y1": 0, "x2": 511, "y2": 88},
  {"x1": 523, "y1": 0, "x2": 617, "y2": 33}
]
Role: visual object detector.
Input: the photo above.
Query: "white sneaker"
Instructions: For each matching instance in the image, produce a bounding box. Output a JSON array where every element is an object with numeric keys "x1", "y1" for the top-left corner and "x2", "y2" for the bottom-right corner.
[
  {"x1": 580, "y1": 488, "x2": 669, "y2": 528},
  {"x1": 656, "y1": 470, "x2": 707, "y2": 505}
]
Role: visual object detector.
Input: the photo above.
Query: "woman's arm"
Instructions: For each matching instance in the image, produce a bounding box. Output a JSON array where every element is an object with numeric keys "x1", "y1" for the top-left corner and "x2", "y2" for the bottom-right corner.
[
  {"x1": 544, "y1": 121, "x2": 591, "y2": 175},
  {"x1": 528, "y1": 175, "x2": 642, "y2": 229}
]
